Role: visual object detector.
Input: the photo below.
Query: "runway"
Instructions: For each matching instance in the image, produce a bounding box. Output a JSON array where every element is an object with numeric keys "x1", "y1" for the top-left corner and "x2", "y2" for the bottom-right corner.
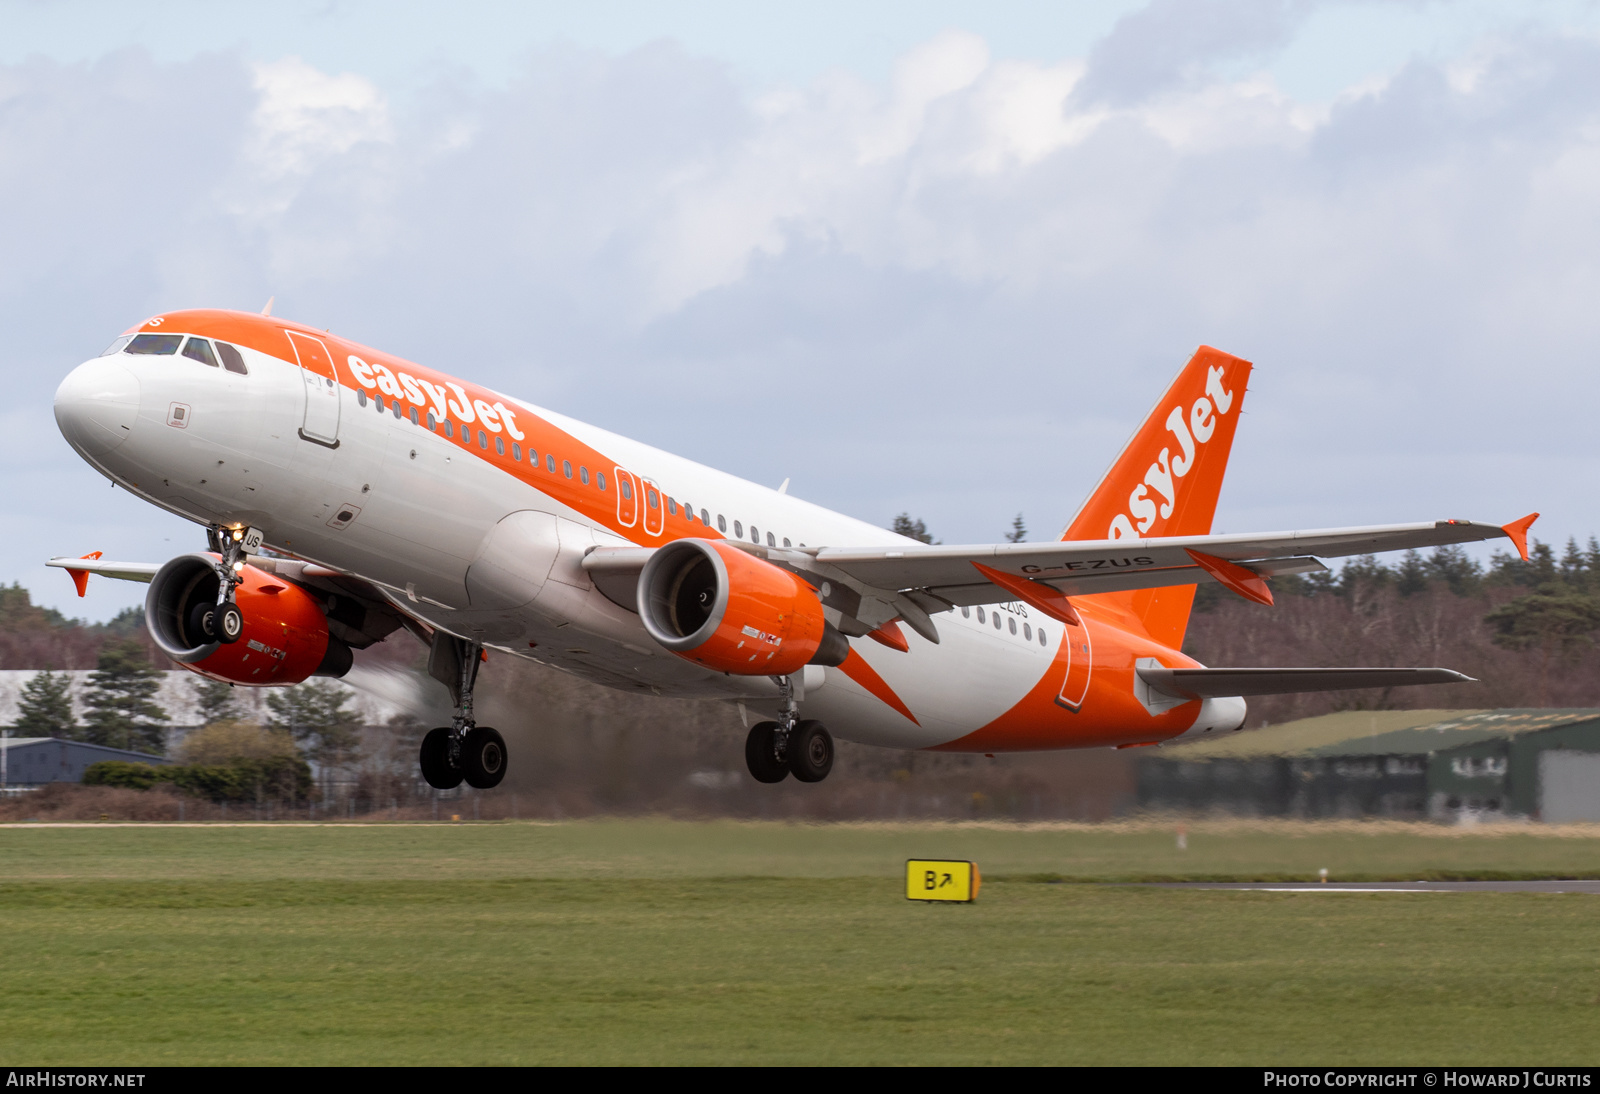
[{"x1": 1155, "y1": 881, "x2": 1600, "y2": 894}]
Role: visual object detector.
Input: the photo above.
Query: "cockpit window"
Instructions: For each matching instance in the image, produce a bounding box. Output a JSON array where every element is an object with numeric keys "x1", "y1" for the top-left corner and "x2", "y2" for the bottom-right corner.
[
  {"x1": 126, "y1": 334, "x2": 183, "y2": 355},
  {"x1": 100, "y1": 336, "x2": 132, "y2": 356},
  {"x1": 181, "y1": 337, "x2": 220, "y2": 367},
  {"x1": 215, "y1": 341, "x2": 249, "y2": 375}
]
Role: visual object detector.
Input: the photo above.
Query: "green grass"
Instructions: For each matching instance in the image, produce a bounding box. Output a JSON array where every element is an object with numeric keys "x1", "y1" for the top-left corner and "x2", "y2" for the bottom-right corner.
[{"x1": 3, "y1": 821, "x2": 1600, "y2": 1064}]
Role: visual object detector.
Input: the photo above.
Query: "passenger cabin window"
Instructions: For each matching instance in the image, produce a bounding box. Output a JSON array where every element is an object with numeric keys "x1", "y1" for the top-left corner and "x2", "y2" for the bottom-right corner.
[
  {"x1": 1038, "y1": 629, "x2": 1048, "y2": 646},
  {"x1": 358, "y1": 390, "x2": 369, "y2": 407},
  {"x1": 426, "y1": 411, "x2": 437, "y2": 429},
  {"x1": 216, "y1": 341, "x2": 248, "y2": 374},
  {"x1": 127, "y1": 334, "x2": 182, "y2": 355},
  {"x1": 444, "y1": 421, "x2": 454, "y2": 438},
  {"x1": 478, "y1": 431, "x2": 488, "y2": 449},
  {"x1": 512, "y1": 443, "x2": 522, "y2": 460},
  {"x1": 1023, "y1": 623, "x2": 1032, "y2": 640},
  {"x1": 100, "y1": 336, "x2": 132, "y2": 356},
  {"x1": 546, "y1": 454, "x2": 556, "y2": 473},
  {"x1": 961, "y1": 607, "x2": 970, "y2": 618},
  {"x1": 733, "y1": 521, "x2": 743, "y2": 538},
  {"x1": 717, "y1": 514, "x2": 727, "y2": 532},
  {"x1": 667, "y1": 498, "x2": 678, "y2": 515},
  {"x1": 580, "y1": 466, "x2": 590, "y2": 485},
  {"x1": 495, "y1": 436, "x2": 505, "y2": 455},
  {"x1": 563, "y1": 460, "x2": 573, "y2": 479},
  {"x1": 597, "y1": 472, "x2": 606, "y2": 490},
  {"x1": 993, "y1": 613, "x2": 1002, "y2": 629},
  {"x1": 767, "y1": 532, "x2": 776, "y2": 547},
  {"x1": 409, "y1": 406, "x2": 419, "y2": 425},
  {"x1": 620, "y1": 480, "x2": 632, "y2": 499},
  {"x1": 976, "y1": 607, "x2": 986, "y2": 623},
  {"x1": 782, "y1": 538, "x2": 791, "y2": 547},
  {"x1": 1008, "y1": 617, "x2": 1017, "y2": 635},
  {"x1": 181, "y1": 338, "x2": 219, "y2": 367},
  {"x1": 702, "y1": 509, "x2": 711, "y2": 526},
  {"x1": 393, "y1": 401, "x2": 403, "y2": 420}
]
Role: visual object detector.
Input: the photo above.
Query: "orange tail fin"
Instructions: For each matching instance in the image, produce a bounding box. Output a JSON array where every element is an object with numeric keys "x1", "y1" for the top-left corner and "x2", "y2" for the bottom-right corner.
[{"x1": 1062, "y1": 346, "x2": 1252, "y2": 648}]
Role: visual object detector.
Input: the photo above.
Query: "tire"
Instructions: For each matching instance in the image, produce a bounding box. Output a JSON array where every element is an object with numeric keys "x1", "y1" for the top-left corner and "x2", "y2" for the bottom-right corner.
[
  {"x1": 461, "y1": 726, "x2": 508, "y2": 789},
  {"x1": 419, "y1": 727, "x2": 463, "y2": 790},
  {"x1": 216, "y1": 603, "x2": 244, "y2": 644},
  {"x1": 187, "y1": 602, "x2": 217, "y2": 645},
  {"x1": 788, "y1": 720, "x2": 834, "y2": 783},
  {"x1": 744, "y1": 721, "x2": 789, "y2": 783}
]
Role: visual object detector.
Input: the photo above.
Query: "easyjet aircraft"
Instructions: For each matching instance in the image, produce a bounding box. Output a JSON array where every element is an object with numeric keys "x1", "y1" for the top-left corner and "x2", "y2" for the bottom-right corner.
[{"x1": 50, "y1": 307, "x2": 1537, "y2": 789}]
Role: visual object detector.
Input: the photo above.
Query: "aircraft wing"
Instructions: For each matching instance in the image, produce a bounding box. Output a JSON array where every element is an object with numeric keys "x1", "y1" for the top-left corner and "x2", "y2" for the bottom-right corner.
[
  {"x1": 1138, "y1": 665, "x2": 1475, "y2": 699},
  {"x1": 583, "y1": 515, "x2": 1533, "y2": 642},
  {"x1": 811, "y1": 516, "x2": 1534, "y2": 609},
  {"x1": 46, "y1": 556, "x2": 161, "y2": 583}
]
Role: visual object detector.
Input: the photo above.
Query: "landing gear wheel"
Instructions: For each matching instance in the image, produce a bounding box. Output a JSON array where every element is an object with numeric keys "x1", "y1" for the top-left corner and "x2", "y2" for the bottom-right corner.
[
  {"x1": 419, "y1": 727, "x2": 463, "y2": 790},
  {"x1": 788, "y1": 720, "x2": 834, "y2": 783},
  {"x1": 216, "y1": 603, "x2": 243, "y2": 644},
  {"x1": 745, "y1": 721, "x2": 789, "y2": 783},
  {"x1": 187, "y1": 602, "x2": 217, "y2": 644},
  {"x1": 461, "y1": 726, "x2": 508, "y2": 789}
]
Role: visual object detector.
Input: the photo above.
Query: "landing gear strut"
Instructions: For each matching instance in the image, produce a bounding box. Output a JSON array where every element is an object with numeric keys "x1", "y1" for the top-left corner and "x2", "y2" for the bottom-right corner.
[
  {"x1": 420, "y1": 634, "x2": 508, "y2": 791},
  {"x1": 205, "y1": 524, "x2": 249, "y2": 644},
  {"x1": 743, "y1": 675, "x2": 834, "y2": 784}
]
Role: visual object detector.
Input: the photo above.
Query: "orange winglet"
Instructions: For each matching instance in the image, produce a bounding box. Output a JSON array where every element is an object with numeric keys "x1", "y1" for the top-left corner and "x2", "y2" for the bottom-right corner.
[
  {"x1": 1501, "y1": 512, "x2": 1539, "y2": 562},
  {"x1": 867, "y1": 620, "x2": 910, "y2": 653},
  {"x1": 970, "y1": 562, "x2": 1082, "y2": 626},
  {"x1": 1184, "y1": 548, "x2": 1274, "y2": 607},
  {"x1": 65, "y1": 551, "x2": 103, "y2": 598},
  {"x1": 837, "y1": 647, "x2": 919, "y2": 725}
]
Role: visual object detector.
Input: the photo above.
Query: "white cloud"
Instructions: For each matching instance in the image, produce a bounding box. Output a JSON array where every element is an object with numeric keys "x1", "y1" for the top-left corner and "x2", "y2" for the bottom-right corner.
[{"x1": 5, "y1": 18, "x2": 1600, "y2": 617}]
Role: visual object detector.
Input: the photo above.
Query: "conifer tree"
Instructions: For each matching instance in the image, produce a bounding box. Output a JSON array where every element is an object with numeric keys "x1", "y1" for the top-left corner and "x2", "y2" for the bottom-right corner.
[
  {"x1": 1006, "y1": 514, "x2": 1027, "y2": 543},
  {"x1": 13, "y1": 669, "x2": 76, "y2": 738},
  {"x1": 267, "y1": 680, "x2": 362, "y2": 793},
  {"x1": 190, "y1": 676, "x2": 238, "y2": 728},
  {"x1": 82, "y1": 638, "x2": 167, "y2": 754},
  {"x1": 891, "y1": 513, "x2": 934, "y2": 544}
]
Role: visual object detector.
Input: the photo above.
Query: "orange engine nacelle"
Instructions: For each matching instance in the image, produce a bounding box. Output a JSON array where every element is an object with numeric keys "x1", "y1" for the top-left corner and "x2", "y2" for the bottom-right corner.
[
  {"x1": 638, "y1": 539, "x2": 827, "y2": 675},
  {"x1": 145, "y1": 553, "x2": 352, "y2": 685}
]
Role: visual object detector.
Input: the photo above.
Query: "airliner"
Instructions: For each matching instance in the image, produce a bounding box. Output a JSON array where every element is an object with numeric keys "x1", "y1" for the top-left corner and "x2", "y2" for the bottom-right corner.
[{"x1": 49, "y1": 307, "x2": 1536, "y2": 789}]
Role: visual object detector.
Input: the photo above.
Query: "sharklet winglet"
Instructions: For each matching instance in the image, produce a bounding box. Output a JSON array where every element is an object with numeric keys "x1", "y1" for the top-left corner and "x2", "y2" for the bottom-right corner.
[{"x1": 1501, "y1": 512, "x2": 1539, "y2": 562}]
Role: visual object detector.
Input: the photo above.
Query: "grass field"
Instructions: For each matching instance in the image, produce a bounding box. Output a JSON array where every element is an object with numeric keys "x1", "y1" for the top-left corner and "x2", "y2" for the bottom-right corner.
[{"x1": 3, "y1": 820, "x2": 1600, "y2": 1065}]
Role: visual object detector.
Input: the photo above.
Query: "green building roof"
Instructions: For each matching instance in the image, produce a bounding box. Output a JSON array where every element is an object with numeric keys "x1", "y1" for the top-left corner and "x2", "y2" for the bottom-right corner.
[{"x1": 1159, "y1": 709, "x2": 1600, "y2": 761}]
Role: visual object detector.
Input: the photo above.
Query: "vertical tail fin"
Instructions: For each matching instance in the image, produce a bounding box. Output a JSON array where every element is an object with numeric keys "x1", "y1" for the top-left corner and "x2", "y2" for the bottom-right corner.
[{"x1": 1063, "y1": 346, "x2": 1252, "y2": 648}]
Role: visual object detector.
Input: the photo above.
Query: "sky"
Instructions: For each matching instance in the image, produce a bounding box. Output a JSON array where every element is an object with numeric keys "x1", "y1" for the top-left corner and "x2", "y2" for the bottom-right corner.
[{"x1": 5, "y1": 0, "x2": 1600, "y2": 621}]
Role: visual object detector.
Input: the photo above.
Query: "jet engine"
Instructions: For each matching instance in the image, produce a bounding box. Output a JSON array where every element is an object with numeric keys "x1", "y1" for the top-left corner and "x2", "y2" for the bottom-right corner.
[
  {"x1": 145, "y1": 553, "x2": 352, "y2": 685},
  {"x1": 638, "y1": 539, "x2": 832, "y2": 675}
]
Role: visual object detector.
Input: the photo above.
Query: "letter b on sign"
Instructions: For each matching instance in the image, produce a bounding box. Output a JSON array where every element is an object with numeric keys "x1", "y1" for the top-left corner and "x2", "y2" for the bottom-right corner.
[{"x1": 905, "y1": 860, "x2": 980, "y2": 903}]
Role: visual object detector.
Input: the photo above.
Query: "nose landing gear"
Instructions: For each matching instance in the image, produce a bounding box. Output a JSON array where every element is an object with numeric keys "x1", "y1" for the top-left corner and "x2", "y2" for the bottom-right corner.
[
  {"x1": 419, "y1": 634, "x2": 508, "y2": 791},
  {"x1": 743, "y1": 675, "x2": 834, "y2": 784},
  {"x1": 204, "y1": 524, "x2": 253, "y2": 644}
]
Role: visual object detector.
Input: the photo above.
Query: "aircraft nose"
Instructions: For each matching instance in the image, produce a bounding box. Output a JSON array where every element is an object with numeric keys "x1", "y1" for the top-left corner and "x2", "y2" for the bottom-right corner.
[{"x1": 55, "y1": 358, "x2": 140, "y2": 457}]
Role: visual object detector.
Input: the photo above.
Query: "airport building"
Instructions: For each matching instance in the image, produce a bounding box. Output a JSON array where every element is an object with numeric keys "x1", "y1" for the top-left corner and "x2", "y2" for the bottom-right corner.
[
  {"x1": 0, "y1": 736, "x2": 171, "y2": 788},
  {"x1": 1138, "y1": 708, "x2": 1600, "y2": 823}
]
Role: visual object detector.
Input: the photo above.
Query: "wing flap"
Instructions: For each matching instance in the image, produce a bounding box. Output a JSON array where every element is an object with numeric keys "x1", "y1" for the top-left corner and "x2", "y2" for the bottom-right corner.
[{"x1": 1138, "y1": 665, "x2": 1475, "y2": 699}]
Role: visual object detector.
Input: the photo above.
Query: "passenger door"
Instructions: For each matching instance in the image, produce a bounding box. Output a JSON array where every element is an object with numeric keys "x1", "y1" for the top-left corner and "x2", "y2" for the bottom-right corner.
[{"x1": 286, "y1": 331, "x2": 340, "y2": 447}]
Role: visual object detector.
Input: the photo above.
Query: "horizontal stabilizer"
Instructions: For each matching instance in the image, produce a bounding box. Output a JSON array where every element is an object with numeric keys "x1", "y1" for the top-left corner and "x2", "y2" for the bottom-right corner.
[{"x1": 1138, "y1": 666, "x2": 1474, "y2": 699}]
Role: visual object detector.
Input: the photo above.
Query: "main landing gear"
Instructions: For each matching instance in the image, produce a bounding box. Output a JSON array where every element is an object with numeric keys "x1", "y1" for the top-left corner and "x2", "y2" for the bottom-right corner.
[
  {"x1": 744, "y1": 675, "x2": 834, "y2": 784},
  {"x1": 419, "y1": 634, "x2": 508, "y2": 791}
]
